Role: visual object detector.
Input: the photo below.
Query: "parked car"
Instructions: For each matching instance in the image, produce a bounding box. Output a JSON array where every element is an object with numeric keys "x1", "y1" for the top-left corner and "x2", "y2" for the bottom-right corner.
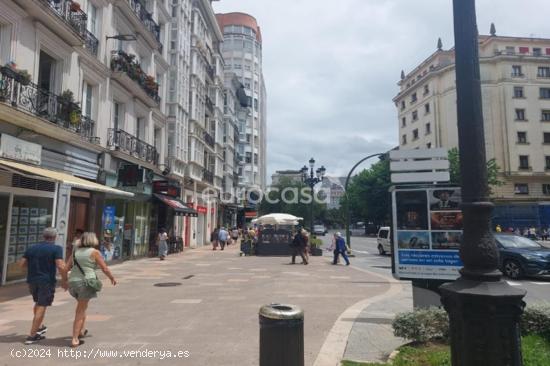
[
  {"x1": 313, "y1": 224, "x2": 327, "y2": 236},
  {"x1": 377, "y1": 226, "x2": 391, "y2": 255},
  {"x1": 494, "y1": 233, "x2": 550, "y2": 279}
]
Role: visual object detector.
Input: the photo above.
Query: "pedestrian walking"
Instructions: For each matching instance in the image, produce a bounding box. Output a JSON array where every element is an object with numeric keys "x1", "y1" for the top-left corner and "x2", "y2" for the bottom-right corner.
[
  {"x1": 529, "y1": 226, "x2": 537, "y2": 240},
  {"x1": 67, "y1": 229, "x2": 84, "y2": 261},
  {"x1": 332, "y1": 232, "x2": 350, "y2": 266},
  {"x1": 67, "y1": 232, "x2": 116, "y2": 348},
  {"x1": 100, "y1": 230, "x2": 114, "y2": 261},
  {"x1": 231, "y1": 227, "x2": 239, "y2": 244},
  {"x1": 157, "y1": 228, "x2": 169, "y2": 260},
  {"x1": 211, "y1": 228, "x2": 219, "y2": 250},
  {"x1": 541, "y1": 228, "x2": 549, "y2": 241},
  {"x1": 218, "y1": 227, "x2": 229, "y2": 250},
  {"x1": 18, "y1": 227, "x2": 68, "y2": 344},
  {"x1": 302, "y1": 229, "x2": 310, "y2": 264},
  {"x1": 290, "y1": 229, "x2": 308, "y2": 265}
]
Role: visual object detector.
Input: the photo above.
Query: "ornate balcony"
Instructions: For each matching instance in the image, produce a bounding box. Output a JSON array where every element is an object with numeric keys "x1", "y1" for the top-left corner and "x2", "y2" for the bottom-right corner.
[
  {"x1": 204, "y1": 131, "x2": 215, "y2": 148},
  {"x1": 111, "y1": 51, "x2": 161, "y2": 107},
  {"x1": 203, "y1": 169, "x2": 214, "y2": 185},
  {"x1": 84, "y1": 30, "x2": 99, "y2": 57},
  {"x1": 0, "y1": 67, "x2": 99, "y2": 144},
  {"x1": 107, "y1": 128, "x2": 158, "y2": 165}
]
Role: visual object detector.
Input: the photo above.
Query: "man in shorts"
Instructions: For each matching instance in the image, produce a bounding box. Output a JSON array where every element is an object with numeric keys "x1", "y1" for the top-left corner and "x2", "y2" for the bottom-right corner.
[{"x1": 19, "y1": 227, "x2": 68, "y2": 344}]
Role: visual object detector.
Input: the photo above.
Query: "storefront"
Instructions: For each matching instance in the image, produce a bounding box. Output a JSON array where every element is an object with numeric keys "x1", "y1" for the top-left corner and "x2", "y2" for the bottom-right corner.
[{"x1": 0, "y1": 158, "x2": 132, "y2": 285}]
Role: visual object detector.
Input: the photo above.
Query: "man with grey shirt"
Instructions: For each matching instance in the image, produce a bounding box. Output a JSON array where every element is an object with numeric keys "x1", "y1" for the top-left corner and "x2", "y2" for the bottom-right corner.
[{"x1": 19, "y1": 227, "x2": 68, "y2": 344}]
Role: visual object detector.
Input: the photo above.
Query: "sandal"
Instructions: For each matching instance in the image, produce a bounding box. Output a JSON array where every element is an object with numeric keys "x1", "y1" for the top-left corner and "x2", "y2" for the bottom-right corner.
[
  {"x1": 71, "y1": 340, "x2": 85, "y2": 348},
  {"x1": 78, "y1": 329, "x2": 88, "y2": 339}
]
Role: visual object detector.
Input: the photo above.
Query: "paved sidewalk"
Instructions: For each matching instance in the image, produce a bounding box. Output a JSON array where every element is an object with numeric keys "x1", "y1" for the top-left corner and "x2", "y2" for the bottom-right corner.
[{"x1": 0, "y1": 244, "x2": 396, "y2": 366}]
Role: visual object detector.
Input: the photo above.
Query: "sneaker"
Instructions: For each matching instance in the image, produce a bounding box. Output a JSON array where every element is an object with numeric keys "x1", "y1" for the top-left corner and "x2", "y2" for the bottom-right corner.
[
  {"x1": 25, "y1": 334, "x2": 45, "y2": 345},
  {"x1": 37, "y1": 325, "x2": 47, "y2": 335}
]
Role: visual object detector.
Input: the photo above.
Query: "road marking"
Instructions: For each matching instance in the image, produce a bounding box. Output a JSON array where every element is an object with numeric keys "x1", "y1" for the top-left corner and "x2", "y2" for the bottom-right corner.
[
  {"x1": 351, "y1": 250, "x2": 370, "y2": 254},
  {"x1": 171, "y1": 299, "x2": 202, "y2": 304},
  {"x1": 531, "y1": 282, "x2": 550, "y2": 285},
  {"x1": 506, "y1": 281, "x2": 522, "y2": 286}
]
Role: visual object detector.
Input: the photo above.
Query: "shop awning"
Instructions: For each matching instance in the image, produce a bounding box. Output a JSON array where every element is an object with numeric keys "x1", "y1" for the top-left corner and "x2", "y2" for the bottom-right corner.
[
  {"x1": 0, "y1": 158, "x2": 134, "y2": 198},
  {"x1": 154, "y1": 194, "x2": 198, "y2": 217}
]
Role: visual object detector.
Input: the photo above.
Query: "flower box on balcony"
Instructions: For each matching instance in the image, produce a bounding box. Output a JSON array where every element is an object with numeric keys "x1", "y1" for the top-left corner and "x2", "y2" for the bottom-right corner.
[
  {"x1": 1, "y1": 65, "x2": 31, "y2": 86},
  {"x1": 70, "y1": 2, "x2": 81, "y2": 12}
]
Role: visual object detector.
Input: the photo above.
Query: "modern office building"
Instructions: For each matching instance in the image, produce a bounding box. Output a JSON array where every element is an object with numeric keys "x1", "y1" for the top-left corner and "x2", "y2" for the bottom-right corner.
[{"x1": 394, "y1": 28, "x2": 550, "y2": 227}]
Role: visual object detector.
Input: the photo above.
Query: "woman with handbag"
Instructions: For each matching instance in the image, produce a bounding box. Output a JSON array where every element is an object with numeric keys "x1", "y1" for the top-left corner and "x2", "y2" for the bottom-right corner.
[{"x1": 67, "y1": 232, "x2": 116, "y2": 347}]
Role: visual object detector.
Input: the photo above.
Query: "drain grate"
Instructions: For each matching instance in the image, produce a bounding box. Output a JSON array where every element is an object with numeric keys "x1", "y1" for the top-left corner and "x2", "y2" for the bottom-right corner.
[
  {"x1": 183, "y1": 275, "x2": 195, "y2": 280},
  {"x1": 154, "y1": 282, "x2": 182, "y2": 287}
]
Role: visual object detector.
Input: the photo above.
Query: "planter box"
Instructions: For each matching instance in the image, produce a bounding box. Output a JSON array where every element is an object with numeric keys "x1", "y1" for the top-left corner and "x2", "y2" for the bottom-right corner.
[{"x1": 310, "y1": 247, "x2": 323, "y2": 256}]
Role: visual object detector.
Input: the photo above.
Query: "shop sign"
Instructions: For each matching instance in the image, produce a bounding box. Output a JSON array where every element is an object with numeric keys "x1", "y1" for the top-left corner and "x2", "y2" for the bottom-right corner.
[
  {"x1": 119, "y1": 165, "x2": 144, "y2": 187},
  {"x1": 196, "y1": 206, "x2": 208, "y2": 214},
  {"x1": 0, "y1": 134, "x2": 42, "y2": 165},
  {"x1": 245, "y1": 211, "x2": 258, "y2": 218},
  {"x1": 153, "y1": 180, "x2": 180, "y2": 197},
  {"x1": 392, "y1": 187, "x2": 463, "y2": 281}
]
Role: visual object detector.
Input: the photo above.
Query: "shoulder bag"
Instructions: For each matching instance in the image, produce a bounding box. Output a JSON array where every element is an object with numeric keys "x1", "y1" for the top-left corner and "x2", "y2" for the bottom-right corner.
[{"x1": 73, "y1": 252, "x2": 103, "y2": 292}]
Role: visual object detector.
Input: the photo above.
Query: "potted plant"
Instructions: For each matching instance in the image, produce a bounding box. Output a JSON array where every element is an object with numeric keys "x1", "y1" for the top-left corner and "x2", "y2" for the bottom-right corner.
[
  {"x1": 309, "y1": 236, "x2": 324, "y2": 256},
  {"x1": 70, "y1": 2, "x2": 81, "y2": 12},
  {"x1": 1, "y1": 62, "x2": 31, "y2": 85},
  {"x1": 58, "y1": 89, "x2": 81, "y2": 126}
]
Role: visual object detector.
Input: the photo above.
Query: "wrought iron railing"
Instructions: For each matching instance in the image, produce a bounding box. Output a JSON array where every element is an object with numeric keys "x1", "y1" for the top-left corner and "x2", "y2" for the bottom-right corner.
[
  {"x1": 0, "y1": 67, "x2": 99, "y2": 143},
  {"x1": 111, "y1": 51, "x2": 161, "y2": 104},
  {"x1": 107, "y1": 128, "x2": 158, "y2": 165},
  {"x1": 41, "y1": 0, "x2": 87, "y2": 39},
  {"x1": 204, "y1": 131, "x2": 215, "y2": 148},
  {"x1": 127, "y1": 0, "x2": 161, "y2": 43},
  {"x1": 203, "y1": 169, "x2": 214, "y2": 184},
  {"x1": 205, "y1": 96, "x2": 214, "y2": 114},
  {"x1": 84, "y1": 30, "x2": 99, "y2": 56}
]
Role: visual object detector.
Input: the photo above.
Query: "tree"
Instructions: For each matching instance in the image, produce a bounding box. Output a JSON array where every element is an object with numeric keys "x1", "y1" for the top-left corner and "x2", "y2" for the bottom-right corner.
[
  {"x1": 448, "y1": 147, "x2": 503, "y2": 191},
  {"x1": 258, "y1": 177, "x2": 327, "y2": 229},
  {"x1": 344, "y1": 158, "x2": 392, "y2": 226}
]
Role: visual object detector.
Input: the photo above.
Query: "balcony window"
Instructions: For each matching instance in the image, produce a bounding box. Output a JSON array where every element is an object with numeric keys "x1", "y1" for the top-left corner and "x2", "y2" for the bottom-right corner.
[
  {"x1": 540, "y1": 88, "x2": 550, "y2": 99},
  {"x1": 515, "y1": 109, "x2": 526, "y2": 121},
  {"x1": 514, "y1": 183, "x2": 529, "y2": 195},
  {"x1": 38, "y1": 51, "x2": 57, "y2": 94},
  {"x1": 425, "y1": 123, "x2": 431, "y2": 135},
  {"x1": 423, "y1": 85, "x2": 429, "y2": 95},
  {"x1": 546, "y1": 157, "x2": 550, "y2": 170},
  {"x1": 513, "y1": 86, "x2": 524, "y2": 98},
  {"x1": 82, "y1": 82, "x2": 93, "y2": 118},
  {"x1": 538, "y1": 67, "x2": 550, "y2": 78},
  {"x1": 512, "y1": 65, "x2": 523, "y2": 77},
  {"x1": 544, "y1": 133, "x2": 550, "y2": 144},
  {"x1": 424, "y1": 103, "x2": 430, "y2": 114},
  {"x1": 534, "y1": 48, "x2": 542, "y2": 57},
  {"x1": 519, "y1": 155, "x2": 530, "y2": 170},
  {"x1": 411, "y1": 92, "x2": 417, "y2": 103},
  {"x1": 401, "y1": 117, "x2": 406, "y2": 127},
  {"x1": 519, "y1": 47, "x2": 529, "y2": 54},
  {"x1": 506, "y1": 46, "x2": 515, "y2": 55},
  {"x1": 401, "y1": 101, "x2": 405, "y2": 110},
  {"x1": 412, "y1": 110, "x2": 418, "y2": 121},
  {"x1": 412, "y1": 129, "x2": 419, "y2": 140},
  {"x1": 402, "y1": 134, "x2": 407, "y2": 145},
  {"x1": 426, "y1": 142, "x2": 432, "y2": 149},
  {"x1": 542, "y1": 111, "x2": 550, "y2": 122},
  {"x1": 517, "y1": 132, "x2": 527, "y2": 144}
]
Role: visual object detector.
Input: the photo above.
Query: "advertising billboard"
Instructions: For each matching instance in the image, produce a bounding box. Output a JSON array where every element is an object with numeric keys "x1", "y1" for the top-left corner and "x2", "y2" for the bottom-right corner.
[{"x1": 392, "y1": 187, "x2": 463, "y2": 280}]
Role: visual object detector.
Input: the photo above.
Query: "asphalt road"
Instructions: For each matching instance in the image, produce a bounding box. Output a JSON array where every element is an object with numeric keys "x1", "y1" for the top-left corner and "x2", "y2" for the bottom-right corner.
[{"x1": 318, "y1": 232, "x2": 550, "y2": 305}]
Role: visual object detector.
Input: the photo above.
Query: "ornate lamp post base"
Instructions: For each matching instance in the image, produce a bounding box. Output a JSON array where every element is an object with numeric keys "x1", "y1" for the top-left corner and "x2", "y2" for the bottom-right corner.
[{"x1": 440, "y1": 279, "x2": 526, "y2": 366}]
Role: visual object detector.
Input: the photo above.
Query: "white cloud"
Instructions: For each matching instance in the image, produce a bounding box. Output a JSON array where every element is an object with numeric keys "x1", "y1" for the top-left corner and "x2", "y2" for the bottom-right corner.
[{"x1": 213, "y1": 0, "x2": 549, "y2": 181}]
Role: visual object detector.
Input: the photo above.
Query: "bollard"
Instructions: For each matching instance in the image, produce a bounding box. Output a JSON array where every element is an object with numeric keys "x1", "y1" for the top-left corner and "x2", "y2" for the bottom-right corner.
[{"x1": 259, "y1": 304, "x2": 304, "y2": 366}]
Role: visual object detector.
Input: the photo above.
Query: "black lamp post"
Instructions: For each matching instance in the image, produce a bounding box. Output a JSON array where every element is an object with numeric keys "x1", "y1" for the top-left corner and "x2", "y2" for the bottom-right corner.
[
  {"x1": 439, "y1": 1, "x2": 526, "y2": 365},
  {"x1": 300, "y1": 158, "x2": 326, "y2": 234}
]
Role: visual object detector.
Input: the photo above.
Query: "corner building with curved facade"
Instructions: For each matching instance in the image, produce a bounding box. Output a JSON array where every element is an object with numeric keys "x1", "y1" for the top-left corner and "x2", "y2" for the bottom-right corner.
[{"x1": 216, "y1": 13, "x2": 267, "y2": 193}]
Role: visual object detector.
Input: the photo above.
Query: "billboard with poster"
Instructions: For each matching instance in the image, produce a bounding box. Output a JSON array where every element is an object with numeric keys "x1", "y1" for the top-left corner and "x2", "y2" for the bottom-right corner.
[{"x1": 392, "y1": 187, "x2": 463, "y2": 280}]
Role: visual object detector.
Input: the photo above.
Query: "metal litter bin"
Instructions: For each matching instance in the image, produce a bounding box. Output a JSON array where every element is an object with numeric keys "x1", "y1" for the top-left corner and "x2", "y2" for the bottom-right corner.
[{"x1": 259, "y1": 303, "x2": 304, "y2": 366}]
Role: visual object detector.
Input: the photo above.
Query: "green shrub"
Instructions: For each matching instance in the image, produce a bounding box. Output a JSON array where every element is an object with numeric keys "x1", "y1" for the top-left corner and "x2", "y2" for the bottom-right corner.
[
  {"x1": 392, "y1": 307, "x2": 449, "y2": 343},
  {"x1": 521, "y1": 304, "x2": 550, "y2": 340},
  {"x1": 309, "y1": 238, "x2": 323, "y2": 247},
  {"x1": 392, "y1": 303, "x2": 550, "y2": 344}
]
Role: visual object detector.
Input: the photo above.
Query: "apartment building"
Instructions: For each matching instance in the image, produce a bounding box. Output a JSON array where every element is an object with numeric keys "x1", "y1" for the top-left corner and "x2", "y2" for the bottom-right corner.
[
  {"x1": 216, "y1": 13, "x2": 267, "y2": 192},
  {"x1": 394, "y1": 29, "x2": 550, "y2": 227},
  {"x1": 185, "y1": 0, "x2": 225, "y2": 246}
]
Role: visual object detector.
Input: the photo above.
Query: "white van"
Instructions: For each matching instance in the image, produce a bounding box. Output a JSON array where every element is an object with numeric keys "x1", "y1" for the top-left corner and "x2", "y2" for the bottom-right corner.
[{"x1": 377, "y1": 227, "x2": 391, "y2": 255}]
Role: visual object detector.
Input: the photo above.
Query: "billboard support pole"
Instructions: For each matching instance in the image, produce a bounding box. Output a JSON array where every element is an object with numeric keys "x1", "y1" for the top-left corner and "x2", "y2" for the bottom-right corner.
[{"x1": 439, "y1": 1, "x2": 526, "y2": 365}]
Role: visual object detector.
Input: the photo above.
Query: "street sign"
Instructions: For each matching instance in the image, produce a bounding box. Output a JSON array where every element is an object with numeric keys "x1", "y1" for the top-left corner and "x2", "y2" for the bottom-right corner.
[
  {"x1": 391, "y1": 186, "x2": 463, "y2": 280},
  {"x1": 390, "y1": 148, "x2": 450, "y2": 184}
]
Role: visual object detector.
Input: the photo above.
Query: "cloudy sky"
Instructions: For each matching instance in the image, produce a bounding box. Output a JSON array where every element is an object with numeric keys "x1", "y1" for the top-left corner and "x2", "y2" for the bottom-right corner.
[{"x1": 212, "y1": 0, "x2": 549, "y2": 181}]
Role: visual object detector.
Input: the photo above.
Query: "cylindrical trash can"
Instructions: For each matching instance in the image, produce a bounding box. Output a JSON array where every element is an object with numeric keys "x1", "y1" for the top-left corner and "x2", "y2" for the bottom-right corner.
[{"x1": 259, "y1": 303, "x2": 304, "y2": 366}]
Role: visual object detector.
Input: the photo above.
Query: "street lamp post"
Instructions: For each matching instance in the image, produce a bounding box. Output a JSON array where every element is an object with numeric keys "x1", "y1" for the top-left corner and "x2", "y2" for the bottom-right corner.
[
  {"x1": 440, "y1": 1, "x2": 526, "y2": 365},
  {"x1": 300, "y1": 158, "x2": 326, "y2": 234}
]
